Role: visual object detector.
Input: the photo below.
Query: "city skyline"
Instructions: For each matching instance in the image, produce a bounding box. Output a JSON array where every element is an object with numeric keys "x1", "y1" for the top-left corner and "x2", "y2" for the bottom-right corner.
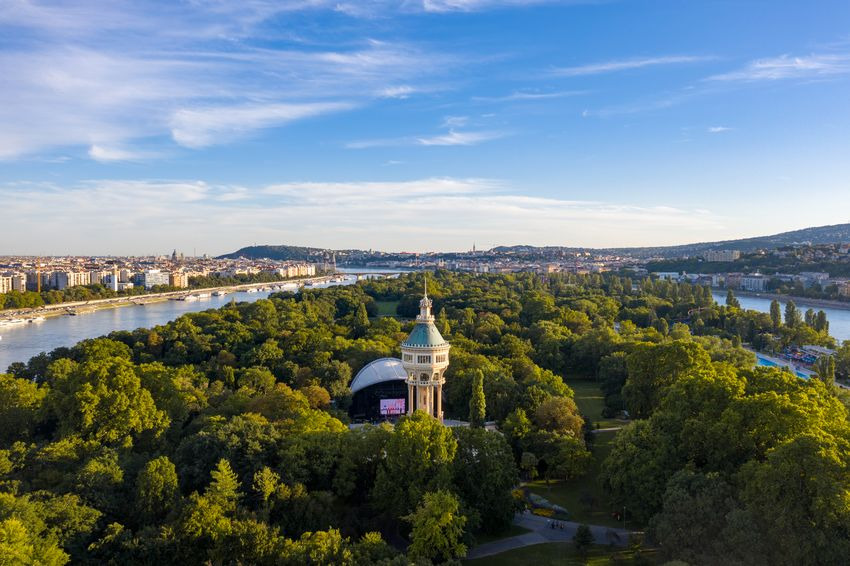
[{"x1": 3, "y1": 1, "x2": 850, "y2": 255}]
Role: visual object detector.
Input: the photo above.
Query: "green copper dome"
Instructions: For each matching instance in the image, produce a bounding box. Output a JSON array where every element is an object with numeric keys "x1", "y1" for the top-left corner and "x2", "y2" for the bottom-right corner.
[{"x1": 402, "y1": 322, "x2": 448, "y2": 348}]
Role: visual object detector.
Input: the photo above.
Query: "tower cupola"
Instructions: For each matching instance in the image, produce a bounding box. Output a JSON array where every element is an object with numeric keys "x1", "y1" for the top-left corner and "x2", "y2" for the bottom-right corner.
[{"x1": 400, "y1": 276, "x2": 450, "y2": 422}]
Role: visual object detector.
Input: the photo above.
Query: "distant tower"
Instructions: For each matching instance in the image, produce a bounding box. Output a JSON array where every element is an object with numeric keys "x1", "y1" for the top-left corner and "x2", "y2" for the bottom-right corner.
[
  {"x1": 401, "y1": 278, "x2": 450, "y2": 422},
  {"x1": 172, "y1": 249, "x2": 178, "y2": 262}
]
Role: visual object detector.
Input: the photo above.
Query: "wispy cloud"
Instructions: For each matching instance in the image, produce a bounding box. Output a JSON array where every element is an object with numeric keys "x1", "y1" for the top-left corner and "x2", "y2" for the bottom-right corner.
[
  {"x1": 170, "y1": 102, "x2": 354, "y2": 148},
  {"x1": 88, "y1": 145, "x2": 157, "y2": 162},
  {"x1": 707, "y1": 126, "x2": 732, "y2": 133},
  {"x1": 0, "y1": 5, "x2": 454, "y2": 159},
  {"x1": 442, "y1": 116, "x2": 469, "y2": 128},
  {"x1": 708, "y1": 54, "x2": 850, "y2": 81},
  {"x1": 0, "y1": 177, "x2": 728, "y2": 254},
  {"x1": 0, "y1": 0, "x2": 568, "y2": 33},
  {"x1": 553, "y1": 55, "x2": 711, "y2": 76},
  {"x1": 347, "y1": 129, "x2": 506, "y2": 148},
  {"x1": 420, "y1": 0, "x2": 570, "y2": 12},
  {"x1": 473, "y1": 89, "x2": 587, "y2": 102},
  {"x1": 378, "y1": 85, "x2": 417, "y2": 99},
  {"x1": 417, "y1": 130, "x2": 505, "y2": 146}
]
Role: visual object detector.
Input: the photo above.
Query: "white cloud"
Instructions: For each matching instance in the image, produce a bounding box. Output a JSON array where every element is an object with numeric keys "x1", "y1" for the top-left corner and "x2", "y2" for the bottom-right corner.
[
  {"x1": 170, "y1": 102, "x2": 354, "y2": 148},
  {"x1": 0, "y1": 5, "x2": 453, "y2": 159},
  {"x1": 420, "y1": 0, "x2": 567, "y2": 12},
  {"x1": 347, "y1": 129, "x2": 505, "y2": 148},
  {"x1": 378, "y1": 85, "x2": 416, "y2": 98},
  {"x1": 416, "y1": 130, "x2": 505, "y2": 146},
  {"x1": 708, "y1": 54, "x2": 850, "y2": 81},
  {"x1": 442, "y1": 116, "x2": 469, "y2": 127},
  {"x1": 707, "y1": 126, "x2": 732, "y2": 133},
  {"x1": 88, "y1": 145, "x2": 157, "y2": 162},
  {"x1": 263, "y1": 177, "x2": 496, "y2": 203},
  {"x1": 474, "y1": 90, "x2": 587, "y2": 102},
  {"x1": 0, "y1": 177, "x2": 732, "y2": 254},
  {"x1": 553, "y1": 55, "x2": 711, "y2": 76}
]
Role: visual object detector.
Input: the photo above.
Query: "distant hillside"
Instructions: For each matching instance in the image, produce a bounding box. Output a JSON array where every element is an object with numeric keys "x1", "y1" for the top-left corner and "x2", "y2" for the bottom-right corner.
[
  {"x1": 217, "y1": 245, "x2": 330, "y2": 261},
  {"x1": 222, "y1": 224, "x2": 850, "y2": 261},
  {"x1": 493, "y1": 223, "x2": 850, "y2": 258},
  {"x1": 616, "y1": 223, "x2": 850, "y2": 258}
]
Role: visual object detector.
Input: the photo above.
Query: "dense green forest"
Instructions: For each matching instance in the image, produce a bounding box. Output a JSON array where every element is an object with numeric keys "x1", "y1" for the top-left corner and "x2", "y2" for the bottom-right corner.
[{"x1": 1, "y1": 272, "x2": 848, "y2": 564}]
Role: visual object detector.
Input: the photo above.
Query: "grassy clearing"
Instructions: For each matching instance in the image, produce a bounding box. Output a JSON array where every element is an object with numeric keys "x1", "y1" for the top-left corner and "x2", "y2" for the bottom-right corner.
[
  {"x1": 521, "y1": 378, "x2": 637, "y2": 529},
  {"x1": 526, "y1": 429, "x2": 624, "y2": 529},
  {"x1": 465, "y1": 543, "x2": 657, "y2": 565},
  {"x1": 472, "y1": 523, "x2": 532, "y2": 545},
  {"x1": 566, "y1": 378, "x2": 624, "y2": 429},
  {"x1": 374, "y1": 300, "x2": 399, "y2": 316}
]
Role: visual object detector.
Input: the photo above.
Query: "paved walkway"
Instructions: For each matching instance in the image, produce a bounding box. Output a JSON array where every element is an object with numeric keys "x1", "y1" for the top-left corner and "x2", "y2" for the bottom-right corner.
[
  {"x1": 591, "y1": 426, "x2": 623, "y2": 434},
  {"x1": 466, "y1": 513, "x2": 631, "y2": 559}
]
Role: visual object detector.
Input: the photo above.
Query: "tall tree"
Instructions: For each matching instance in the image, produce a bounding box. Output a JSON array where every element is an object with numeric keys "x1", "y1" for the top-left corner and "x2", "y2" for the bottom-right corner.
[
  {"x1": 726, "y1": 290, "x2": 741, "y2": 309},
  {"x1": 804, "y1": 308, "x2": 815, "y2": 327},
  {"x1": 0, "y1": 374, "x2": 46, "y2": 447},
  {"x1": 135, "y1": 456, "x2": 179, "y2": 523},
  {"x1": 404, "y1": 490, "x2": 468, "y2": 563},
  {"x1": 452, "y1": 427, "x2": 518, "y2": 533},
  {"x1": 784, "y1": 300, "x2": 801, "y2": 328},
  {"x1": 352, "y1": 303, "x2": 370, "y2": 338},
  {"x1": 770, "y1": 299, "x2": 782, "y2": 330},
  {"x1": 469, "y1": 370, "x2": 486, "y2": 428},
  {"x1": 622, "y1": 341, "x2": 713, "y2": 419},
  {"x1": 533, "y1": 396, "x2": 584, "y2": 437},
  {"x1": 0, "y1": 518, "x2": 69, "y2": 566},
  {"x1": 372, "y1": 412, "x2": 457, "y2": 517},
  {"x1": 437, "y1": 307, "x2": 451, "y2": 336},
  {"x1": 46, "y1": 357, "x2": 169, "y2": 446},
  {"x1": 206, "y1": 459, "x2": 241, "y2": 513},
  {"x1": 815, "y1": 310, "x2": 829, "y2": 334},
  {"x1": 814, "y1": 356, "x2": 836, "y2": 386}
]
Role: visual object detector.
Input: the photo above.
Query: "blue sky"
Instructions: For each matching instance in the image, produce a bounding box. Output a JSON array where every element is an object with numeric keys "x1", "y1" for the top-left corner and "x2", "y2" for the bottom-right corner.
[{"x1": 2, "y1": 0, "x2": 850, "y2": 255}]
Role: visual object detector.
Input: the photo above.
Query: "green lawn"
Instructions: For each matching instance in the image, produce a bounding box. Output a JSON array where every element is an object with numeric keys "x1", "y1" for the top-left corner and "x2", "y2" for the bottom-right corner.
[
  {"x1": 465, "y1": 543, "x2": 656, "y2": 565},
  {"x1": 522, "y1": 379, "x2": 636, "y2": 529},
  {"x1": 566, "y1": 378, "x2": 624, "y2": 429},
  {"x1": 473, "y1": 523, "x2": 532, "y2": 545},
  {"x1": 374, "y1": 300, "x2": 399, "y2": 316},
  {"x1": 526, "y1": 429, "x2": 626, "y2": 529}
]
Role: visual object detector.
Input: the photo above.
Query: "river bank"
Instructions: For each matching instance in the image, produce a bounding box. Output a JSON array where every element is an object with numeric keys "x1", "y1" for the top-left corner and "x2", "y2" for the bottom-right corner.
[
  {"x1": 0, "y1": 276, "x2": 358, "y2": 371},
  {"x1": 723, "y1": 289, "x2": 850, "y2": 311},
  {"x1": 0, "y1": 275, "x2": 335, "y2": 323}
]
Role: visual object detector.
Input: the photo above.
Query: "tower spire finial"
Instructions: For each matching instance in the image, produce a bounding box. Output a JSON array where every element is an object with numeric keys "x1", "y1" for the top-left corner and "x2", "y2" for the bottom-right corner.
[{"x1": 424, "y1": 273, "x2": 428, "y2": 298}]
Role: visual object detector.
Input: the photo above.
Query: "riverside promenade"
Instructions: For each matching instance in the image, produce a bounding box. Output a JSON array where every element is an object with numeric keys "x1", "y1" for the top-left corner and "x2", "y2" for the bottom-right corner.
[{"x1": 0, "y1": 275, "x2": 334, "y2": 322}]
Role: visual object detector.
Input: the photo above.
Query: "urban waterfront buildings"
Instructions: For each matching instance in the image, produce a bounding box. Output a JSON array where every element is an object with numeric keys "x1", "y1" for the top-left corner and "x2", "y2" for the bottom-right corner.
[{"x1": 0, "y1": 253, "x2": 320, "y2": 295}]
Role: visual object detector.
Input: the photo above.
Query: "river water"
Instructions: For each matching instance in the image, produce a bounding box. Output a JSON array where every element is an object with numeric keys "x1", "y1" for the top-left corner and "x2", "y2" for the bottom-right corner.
[
  {"x1": 711, "y1": 291, "x2": 850, "y2": 343},
  {"x1": 0, "y1": 268, "x2": 410, "y2": 372}
]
